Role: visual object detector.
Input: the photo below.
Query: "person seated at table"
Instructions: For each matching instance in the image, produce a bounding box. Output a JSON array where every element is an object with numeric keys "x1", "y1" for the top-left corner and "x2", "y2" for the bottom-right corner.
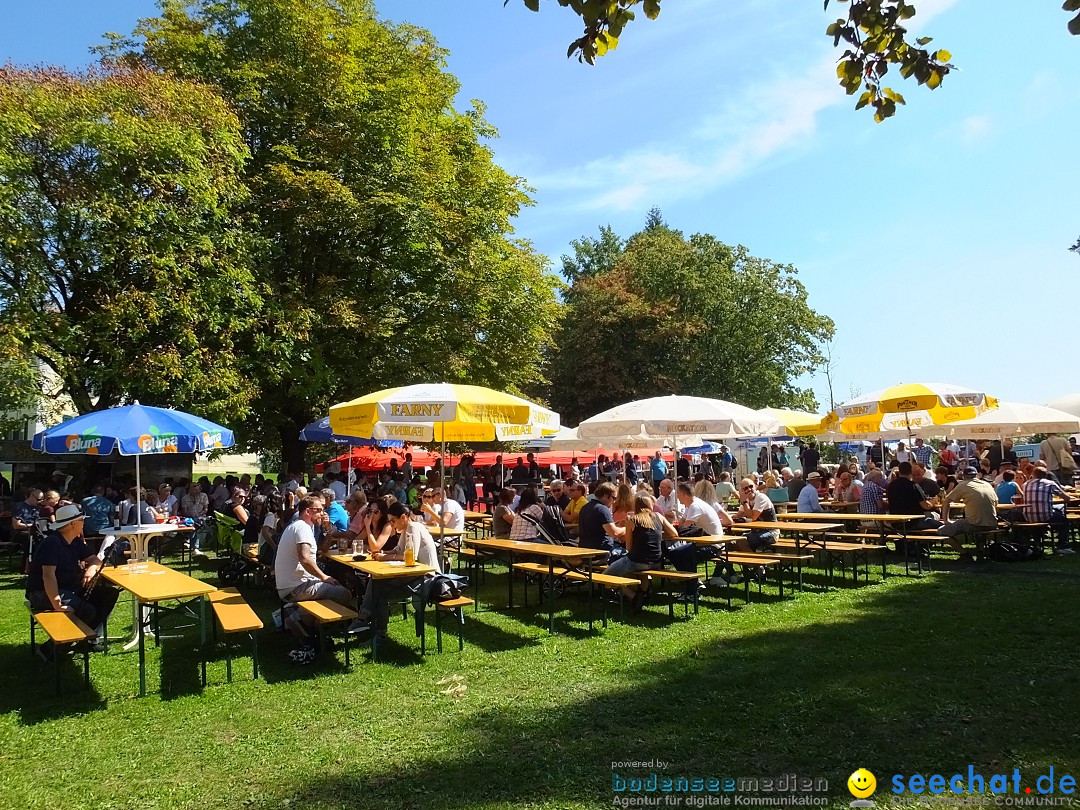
[
  {"x1": 509, "y1": 488, "x2": 543, "y2": 541},
  {"x1": 39, "y1": 490, "x2": 60, "y2": 524},
  {"x1": 125, "y1": 489, "x2": 163, "y2": 525},
  {"x1": 834, "y1": 470, "x2": 863, "y2": 504},
  {"x1": 258, "y1": 492, "x2": 284, "y2": 565},
  {"x1": 934, "y1": 465, "x2": 958, "y2": 496},
  {"x1": 223, "y1": 487, "x2": 251, "y2": 527},
  {"x1": 714, "y1": 472, "x2": 737, "y2": 503},
  {"x1": 693, "y1": 479, "x2": 733, "y2": 527},
  {"x1": 561, "y1": 481, "x2": 589, "y2": 532},
  {"x1": 157, "y1": 483, "x2": 179, "y2": 517},
  {"x1": 323, "y1": 490, "x2": 367, "y2": 553},
  {"x1": 612, "y1": 483, "x2": 635, "y2": 524},
  {"x1": 859, "y1": 469, "x2": 886, "y2": 529},
  {"x1": 80, "y1": 483, "x2": 113, "y2": 539},
  {"x1": 606, "y1": 493, "x2": 678, "y2": 609},
  {"x1": 1018, "y1": 466, "x2": 1073, "y2": 553},
  {"x1": 675, "y1": 482, "x2": 725, "y2": 537},
  {"x1": 995, "y1": 469, "x2": 1022, "y2": 506},
  {"x1": 937, "y1": 466, "x2": 999, "y2": 562},
  {"x1": 362, "y1": 497, "x2": 396, "y2": 554},
  {"x1": 797, "y1": 471, "x2": 826, "y2": 513},
  {"x1": 577, "y1": 482, "x2": 625, "y2": 556},
  {"x1": 25, "y1": 504, "x2": 119, "y2": 657},
  {"x1": 731, "y1": 476, "x2": 778, "y2": 552},
  {"x1": 275, "y1": 496, "x2": 352, "y2": 654},
  {"x1": 492, "y1": 488, "x2": 516, "y2": 539},
  {"x1": 422, "y1": 488, "x2": 465, "y2": 532},
  {"x1": 656, "y1": 478, "x2": 683, "y2": 523},
  {"x1": 786, "y1": 469, "x2": 807, "y2": 503},
  {"x1": 545, "y1": 480, "x2": 570, "y2": 511},
  {"x1": 887, "y1": 462, "x2": 939, "y2": 531},
  {"x1": 910, "y1": 463, "x2": 939, "y2": 499},
  {"x1": 347, "y1": 502, "x2": 442, "y2": 640}
]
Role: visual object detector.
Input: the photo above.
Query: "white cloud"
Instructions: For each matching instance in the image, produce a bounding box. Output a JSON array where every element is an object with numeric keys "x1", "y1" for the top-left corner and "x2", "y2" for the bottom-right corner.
[
  {"x1": 529, "y1": 0, "x2": 966, "y2": 214},
  {"x1": 960, "y1": 114, "x2": 991, "y2": 145}
]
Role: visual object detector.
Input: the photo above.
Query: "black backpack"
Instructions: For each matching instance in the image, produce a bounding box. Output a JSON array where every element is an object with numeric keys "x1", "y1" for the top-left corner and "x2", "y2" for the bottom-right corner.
[{"x1": 987, "y1": 541, "x2": 1043, "y2": 562}]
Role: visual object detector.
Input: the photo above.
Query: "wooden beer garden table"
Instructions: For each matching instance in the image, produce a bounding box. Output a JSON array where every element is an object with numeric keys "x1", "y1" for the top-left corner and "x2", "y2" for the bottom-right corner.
[
  {"x1": 462, "y1": 538, "x2": 608, "y2": 634},
  {"x1": 100, "y1": 560, "x2": 215, "y2": 697}
]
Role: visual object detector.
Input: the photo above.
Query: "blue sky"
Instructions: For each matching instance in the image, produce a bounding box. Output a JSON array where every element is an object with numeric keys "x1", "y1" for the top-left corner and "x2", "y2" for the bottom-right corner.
[{"x1": 4, "y1": 0, "x2": 1080, "y2": 412}]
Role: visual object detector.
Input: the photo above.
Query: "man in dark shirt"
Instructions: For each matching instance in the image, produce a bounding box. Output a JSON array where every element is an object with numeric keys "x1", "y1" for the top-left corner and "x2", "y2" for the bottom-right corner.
[
  {"x1": 886, "y1": 462, "x2": 939, "y2": 531},
  {"x1": 576, "y1": 482, "x2": 625, "y2": 555},
  {"x1": 799, "y1": 442, "x2": 821, "y2": 474},
  {"x1": 911, "y1": 463, "x2": 940, "y2": 498},
  {"x1": 544, "y1": 480, "x2": 571, "y2": 511},
  {"x1": 25, "y1": 504, "x2": 119, "y2": 655}
]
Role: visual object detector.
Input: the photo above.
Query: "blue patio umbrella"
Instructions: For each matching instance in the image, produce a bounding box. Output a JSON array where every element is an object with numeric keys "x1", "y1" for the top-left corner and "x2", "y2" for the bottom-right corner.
[
  {"x1": 298, "y1": 417, "x2": 404, "y2": 492},
  {"x1": 298, "y1": 417, "x2": 403, "y2": 447},
  {"x1": 33, "y1": 403, "x2": 234, "y2": 526}
]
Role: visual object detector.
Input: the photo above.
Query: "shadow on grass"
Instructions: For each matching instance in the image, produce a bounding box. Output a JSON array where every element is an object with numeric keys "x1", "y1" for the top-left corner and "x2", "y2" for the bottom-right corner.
[
  {"x1": 0, "y1": 642, "x2": 107, "y2": 723},
  {"x1": 251, "y1": 568, "x2": 1080, "y2": 809}
]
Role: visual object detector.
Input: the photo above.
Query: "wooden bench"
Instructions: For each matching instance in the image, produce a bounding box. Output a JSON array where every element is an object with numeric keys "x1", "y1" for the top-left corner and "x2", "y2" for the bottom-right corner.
[
  {"x1": 296, "y1": 599, "x2": 358, "y2": 666},
  {"x1": 511, "y1": 562, "x2": 640, "y2": 625},
  {"x1": 31, "y1": 611, "x2": 95, "y2": 695},
  {"x1": 713, "y1": 554, "x2": 785, "y2": 604},
  {"x1": 773, "y1": 537, "x2": 888, "y2": 584},
  {"x1": 641, "y1": 569, "x2": 705, "y2": 617},
  {"x1": 207, "y1": 588, "x2": 264, "y2": 683},
  {"x1": 430, "y1": 596, "x2": 474, "y2": 653}
]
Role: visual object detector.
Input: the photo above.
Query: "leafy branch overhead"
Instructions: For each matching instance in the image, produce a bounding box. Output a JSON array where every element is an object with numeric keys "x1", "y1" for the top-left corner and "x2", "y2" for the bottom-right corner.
[{"x1": 520, "y1": 0, "x2": 1080, "y2": 121}]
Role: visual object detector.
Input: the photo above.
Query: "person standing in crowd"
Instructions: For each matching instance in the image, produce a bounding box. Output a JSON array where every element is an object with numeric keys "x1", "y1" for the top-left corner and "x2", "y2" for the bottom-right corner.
[
  {"x1": 80, "y1": 484, "x2": 114, "y2": 538},
  {"x1": 1040, "y1": 433, "x2": 1076, "y2": 488},
  {"x1": 912, "y1": 437, "x2": 934, "y2": 468},
  {"x1": 650, "y1": 452, "x2": 668, "y2": 495}
]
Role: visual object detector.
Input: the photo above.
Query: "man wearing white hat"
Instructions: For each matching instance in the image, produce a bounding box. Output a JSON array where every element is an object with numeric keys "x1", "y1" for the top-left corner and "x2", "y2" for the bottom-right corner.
[{"x1": 25, "y1": 504, "x2": 119, "y2": 658}]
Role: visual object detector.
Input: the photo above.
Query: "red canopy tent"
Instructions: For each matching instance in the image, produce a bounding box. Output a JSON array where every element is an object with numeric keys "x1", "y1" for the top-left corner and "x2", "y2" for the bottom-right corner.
[{"x1": 317, "y1": 447, "x2": 675, "y2": 474}]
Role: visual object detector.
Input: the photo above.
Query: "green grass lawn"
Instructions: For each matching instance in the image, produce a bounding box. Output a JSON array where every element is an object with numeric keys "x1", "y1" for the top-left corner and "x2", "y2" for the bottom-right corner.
[{"x1": 1, "y1": 545, "x2": 1078, "y2": 810}]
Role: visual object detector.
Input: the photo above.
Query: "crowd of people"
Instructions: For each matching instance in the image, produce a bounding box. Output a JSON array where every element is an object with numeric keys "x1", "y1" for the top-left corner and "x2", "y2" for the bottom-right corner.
[{"x1": 14, "y1": 430, "x2": 1080, "y2": 665}]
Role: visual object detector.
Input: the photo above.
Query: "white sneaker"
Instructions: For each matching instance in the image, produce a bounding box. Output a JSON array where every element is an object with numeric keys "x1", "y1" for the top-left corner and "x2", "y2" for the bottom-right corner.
[{"x1": 192, "y1": 549, "x2": 207, "y2": 558}]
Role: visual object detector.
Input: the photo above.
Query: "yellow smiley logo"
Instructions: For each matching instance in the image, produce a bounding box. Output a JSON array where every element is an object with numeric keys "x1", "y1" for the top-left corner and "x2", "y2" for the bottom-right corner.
[{"x1": 848, "y1": 768, "x2": 877, "y2": 799}]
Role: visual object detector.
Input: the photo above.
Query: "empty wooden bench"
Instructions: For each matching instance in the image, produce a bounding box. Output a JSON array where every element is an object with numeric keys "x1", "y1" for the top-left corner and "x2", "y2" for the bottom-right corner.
[
  {"x1": 427, "y1": 596, "x2": 474, "y2": 653},
  {"x1": 776, "y1": 537, "x2": 888, "y2": 584},
  {"x1": 31, "y1": 611, "x2": 95, "y2": 695},
  {"x1": 511, "y1": 562, "x2": 640, "y2": 625},
  {"x1": 207, "y1": 587, "x2": 264, "y2": 683},
  {"x1": 296, "y1": 599, "x2": 358, "y2": 666},
  {"x1": 641, "y1": 569, "x2": 705, "y2": 617},
  {"x1": 717, "y1": 553, "x2": 785, "y2": 604}
]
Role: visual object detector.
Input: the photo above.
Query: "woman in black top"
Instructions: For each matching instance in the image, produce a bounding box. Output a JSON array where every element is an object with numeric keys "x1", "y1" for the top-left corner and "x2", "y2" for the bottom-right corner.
[{"x1": 604, "y1": 493, "x2": 678, "y2": 608}]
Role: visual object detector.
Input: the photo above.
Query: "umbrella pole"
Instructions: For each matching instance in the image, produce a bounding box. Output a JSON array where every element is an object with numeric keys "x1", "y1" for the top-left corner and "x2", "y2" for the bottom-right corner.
[{"x1": 135, "y1": 454, "x2": 142, "y2": 528}]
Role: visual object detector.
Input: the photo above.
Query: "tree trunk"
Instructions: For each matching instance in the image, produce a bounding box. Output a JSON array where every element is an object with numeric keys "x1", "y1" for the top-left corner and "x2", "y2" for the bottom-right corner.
[{"x1": 279, "y1": 423, "x2": 307, "y2": 480}]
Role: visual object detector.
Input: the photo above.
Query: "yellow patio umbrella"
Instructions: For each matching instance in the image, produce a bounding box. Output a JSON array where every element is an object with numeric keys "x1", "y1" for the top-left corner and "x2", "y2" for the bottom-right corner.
[
  {"x1": 329, "y1": 383, "x2": 560, "y2": 488},
  {"x1": 823, "y1": 382, "x2": 998, "y2": 468},
  {"x1": 756, "y1": 407, "x2": 824, "y2": 438}
]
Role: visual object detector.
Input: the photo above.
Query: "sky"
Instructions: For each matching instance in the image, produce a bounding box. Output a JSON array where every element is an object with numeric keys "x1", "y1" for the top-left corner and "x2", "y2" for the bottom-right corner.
[{"x1": 3, "y1": 0, "x2": 1079, "y2": 413}]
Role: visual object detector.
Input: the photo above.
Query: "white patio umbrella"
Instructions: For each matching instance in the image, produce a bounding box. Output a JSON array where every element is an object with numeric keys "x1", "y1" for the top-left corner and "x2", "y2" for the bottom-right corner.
[
  {"x1": 578, "y1": 395, "x2": 779, "y2": 483},
  {"x1": 1046, "y1": 394, "x2": 1080, "y2": 420},
  {"x1": 942, "y1": 401, "x2": 1080, "y2": 437}
]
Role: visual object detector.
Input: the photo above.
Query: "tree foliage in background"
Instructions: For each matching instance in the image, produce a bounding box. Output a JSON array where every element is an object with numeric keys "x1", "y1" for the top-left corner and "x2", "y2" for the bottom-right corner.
[
  {"x1": 520, "y1": 1, "x2": 1076, "y2": 121},
  {"x1": 0, "y1": 65, "x2": 261, "y2": 423},
  {"x1": 546, "y1": 215, "x2": 834, "y2": 424},
  {"x1": 105, "y1": 0, "x2": 563, "y2": 472}
]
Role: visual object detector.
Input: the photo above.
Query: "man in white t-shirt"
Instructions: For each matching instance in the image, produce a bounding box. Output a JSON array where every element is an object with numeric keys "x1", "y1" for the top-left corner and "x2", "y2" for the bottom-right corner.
[
  {"x1": 275, "y1": 496, "x2": 352, "y2": 647},
  {"x1": 675, "y1": 483, "x2": 725, "y2": 537},
  {"x1": 422, "y1": 489, "x2": 465, "y2": 531}
]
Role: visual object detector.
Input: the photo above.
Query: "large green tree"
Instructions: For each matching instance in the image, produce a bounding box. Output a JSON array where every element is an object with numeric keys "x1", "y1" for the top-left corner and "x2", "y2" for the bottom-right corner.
[
  {"x1": 547, "y1": 215, "x2": 834, "y2": 424},
  {"x1": 0, "y1": 65, "x2": 261, "y2": 422},
  {"x1": 108, "y1": 0, "x2": 563, "y2": 472}
]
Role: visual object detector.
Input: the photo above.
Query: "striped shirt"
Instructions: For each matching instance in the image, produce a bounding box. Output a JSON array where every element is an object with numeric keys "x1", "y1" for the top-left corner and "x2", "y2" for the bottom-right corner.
[{"x1": 1022, "y1": 478, "x2": 1065, "y2": 523}]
